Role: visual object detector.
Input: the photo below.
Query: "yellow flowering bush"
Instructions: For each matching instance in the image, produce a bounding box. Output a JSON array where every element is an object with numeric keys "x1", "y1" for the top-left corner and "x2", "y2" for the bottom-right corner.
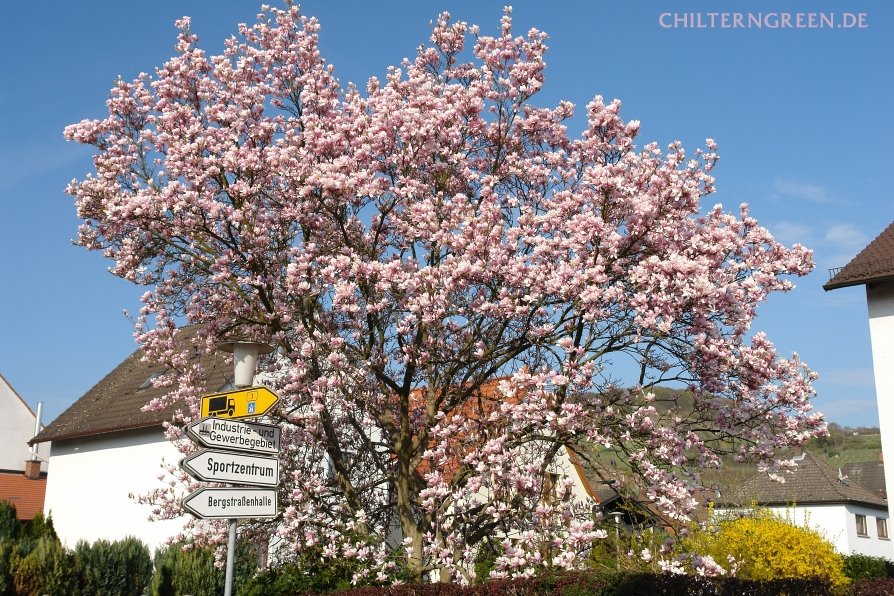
[{"x1": 686, "y1": 508, "x2": 848, "y2": 590}]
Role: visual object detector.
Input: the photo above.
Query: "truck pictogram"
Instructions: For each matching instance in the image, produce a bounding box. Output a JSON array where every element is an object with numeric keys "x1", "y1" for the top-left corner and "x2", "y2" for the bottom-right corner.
[{"x1": 207, "y1": 395, "x2": 235, "y2": 417}]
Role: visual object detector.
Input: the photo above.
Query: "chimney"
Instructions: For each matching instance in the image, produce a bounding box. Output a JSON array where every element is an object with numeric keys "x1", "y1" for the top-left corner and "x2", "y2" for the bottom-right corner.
[{"x1": 24, "y1": 459, "x2": 41, "y2": 480}]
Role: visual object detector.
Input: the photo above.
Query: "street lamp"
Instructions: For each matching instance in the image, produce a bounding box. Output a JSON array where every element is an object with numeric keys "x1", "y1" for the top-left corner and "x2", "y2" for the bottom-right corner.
[{"x1": 610, "y1": 511, "x2": 624, "y2": 570}]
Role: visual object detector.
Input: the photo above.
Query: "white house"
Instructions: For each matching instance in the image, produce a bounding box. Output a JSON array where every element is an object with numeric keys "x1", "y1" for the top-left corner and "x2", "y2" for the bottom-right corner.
[
  {"x1": 716, "y1": 451, "x2": 890, "y2": 558},
  {"x1": 0, "y1": 372, "x2": 49, "y2": 473},
  {"x1": 29, "y1": 327, "x2": 231, "y2": 551},
  {"x1": 0, "y1": 372, "x2": 49, "y2": 520},
  {"x1": 824, "y1": 220, "x2": 894, "y2": 558}
]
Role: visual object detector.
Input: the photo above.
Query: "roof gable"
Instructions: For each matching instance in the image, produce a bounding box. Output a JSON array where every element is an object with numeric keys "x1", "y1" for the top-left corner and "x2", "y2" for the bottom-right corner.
[
  {"x1": 729, "y1": 452, "x2": 886, "y2": 509},
  {"x1": 825, "y1": 221, "x2": 894, "y2": 290},
  {"x1": 31, "y1": 326, "x2": 231, "y2": 444}
]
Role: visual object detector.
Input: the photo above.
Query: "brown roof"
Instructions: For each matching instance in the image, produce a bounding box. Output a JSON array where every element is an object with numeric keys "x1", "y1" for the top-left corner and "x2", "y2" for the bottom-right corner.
[
  {"x1": 729, "y1": 452, "x2": 887, "y2": 509},
  {"x1": 0, "y1": 472, "x2": 47, "y2": 520},
  {"x1": 31, "y1": 327, "x2": 232, "y2": 444},
  {"x1": 824, "y1": 221, "x2": 894, "y2": 290},
  {"x1": 841, "y1": 461, "x2": 887, "y2": 500}
]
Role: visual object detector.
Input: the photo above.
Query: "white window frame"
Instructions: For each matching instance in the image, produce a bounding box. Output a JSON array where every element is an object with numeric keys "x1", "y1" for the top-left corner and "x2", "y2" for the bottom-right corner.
[{"x1": 856, "y1": 514, "x2": 868, "y2": 537}]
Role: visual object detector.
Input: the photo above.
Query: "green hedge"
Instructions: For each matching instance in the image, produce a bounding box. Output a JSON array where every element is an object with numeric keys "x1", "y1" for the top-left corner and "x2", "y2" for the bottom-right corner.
[{"x1": 76, "y1": 537, "x2": 152, "y2": 596}]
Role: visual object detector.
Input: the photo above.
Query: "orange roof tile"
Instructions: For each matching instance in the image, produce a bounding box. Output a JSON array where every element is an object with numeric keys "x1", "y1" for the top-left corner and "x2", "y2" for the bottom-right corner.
[{"x1": 0, "y1": 472, "x2": 46, "y2": 520}]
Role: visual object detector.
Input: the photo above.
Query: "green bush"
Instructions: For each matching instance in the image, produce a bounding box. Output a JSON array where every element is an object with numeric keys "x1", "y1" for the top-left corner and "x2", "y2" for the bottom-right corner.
[
  {"x1": 151, "y1": 543, "x2": 224, "y2": 596},
  {"x1": 241, "y1": 545, "x2": 361, "y2": 595},
  {"x1": 12, "y1": 535, "x2": 83, "y2": 595},
  {"x1": 0, "y1": 503, "x2": 17, "y2": 542},
  {"x1": 240, "y1": 543, "x2": 414, "y2": 595},
  {"x1": 844, "y1": 553, "x2": 891, "y2": 580},
  {"x1": 0, "y1": 541, "x2": 16, "y2": 596},
  {"x1": 20, "y1": 511, "x2": 57, "y2": 542},
  {"x1": 150, "y1": 538, "x2": 260, "y2": 596},
  {"x1": 76, "y1": 536, "x2": 153, "y2": 596}
]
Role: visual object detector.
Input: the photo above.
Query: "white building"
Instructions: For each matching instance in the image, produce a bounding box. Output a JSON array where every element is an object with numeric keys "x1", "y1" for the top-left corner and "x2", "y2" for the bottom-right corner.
[
  {"x1": 0, "y1": 372, "x2": 48, "y2": 473},
  {"x1": 30, "y1": 327, "x2": 231, "y2": 552},
  {"x1": 716, "y1": 451, "x2": 890, "y2": 558},
  {"x1": 824, "y1": 221, "x2": 894, "y2": 558},
  {"x1": 0, "y1": 373, "x2": 49, "y2": 520}
]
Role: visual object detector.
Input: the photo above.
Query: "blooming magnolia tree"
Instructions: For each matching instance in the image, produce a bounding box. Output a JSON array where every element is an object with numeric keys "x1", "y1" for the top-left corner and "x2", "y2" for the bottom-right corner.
[{"x1": 65, "y1": 4, "x2": 823, "y2": 583}]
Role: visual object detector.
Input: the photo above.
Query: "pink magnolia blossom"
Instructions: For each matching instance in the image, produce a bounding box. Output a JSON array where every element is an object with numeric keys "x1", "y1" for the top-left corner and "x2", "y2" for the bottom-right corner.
[{"x1": 66, "y1": 3, "x2": 821, "y2": 582}]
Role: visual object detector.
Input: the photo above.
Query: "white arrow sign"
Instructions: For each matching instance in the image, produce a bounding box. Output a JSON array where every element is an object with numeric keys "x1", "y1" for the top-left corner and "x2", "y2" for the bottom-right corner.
[
  {"x1": 186, "y1": 416, "x2": 281, "y2": 455},
  {"x1": 180, "y1": 449, "x2": 280, "y2": 487},
  {"x1": 181, "y1": 487, "x2": 277, "y2": 520}
]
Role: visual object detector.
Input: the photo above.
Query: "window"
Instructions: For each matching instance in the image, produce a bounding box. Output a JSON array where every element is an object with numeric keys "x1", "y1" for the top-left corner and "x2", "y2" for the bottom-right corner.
[
  {"x1": 877, "y1": 517, "x2": 889, "y2": 539},
  {"x1": 138, "y1": 370, "x2": 166, "y2": 390},
  {"x1": 856, "y1": 514, "x2": 868, "y2": 537}
]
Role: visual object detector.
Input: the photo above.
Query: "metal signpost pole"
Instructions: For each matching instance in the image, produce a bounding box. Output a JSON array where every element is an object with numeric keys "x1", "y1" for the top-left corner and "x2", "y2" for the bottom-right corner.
[
  {"x1": 224, "y1": 519, "x2": 237, "y2": 596},
  {"x1": 180, "y1": 342, "x2": 278, "y2": 596},
  {"x1": 219, "y1": 341, "x2": 271, "y2": 596}
]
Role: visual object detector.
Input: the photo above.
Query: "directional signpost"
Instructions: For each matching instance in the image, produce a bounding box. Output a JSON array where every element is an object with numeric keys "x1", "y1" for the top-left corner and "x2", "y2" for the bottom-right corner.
[
  {"x1": 200, "y1": 386, "x2": 280, "y2": 420},
  {"x1": 186, "y1": 370, "x2": 282, "y2": 596},
  {"x1": 181, "y1": 487, "x2": 277, "y2": 520},
  {"x1": 185, "y1": 417, "x2": 282, "y2": 455}
]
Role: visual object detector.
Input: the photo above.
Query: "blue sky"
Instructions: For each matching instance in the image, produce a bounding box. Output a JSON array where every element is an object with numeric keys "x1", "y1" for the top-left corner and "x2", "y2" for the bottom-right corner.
[{"x1": 1, "y1": 1, "x2": 891, "y2": 428}]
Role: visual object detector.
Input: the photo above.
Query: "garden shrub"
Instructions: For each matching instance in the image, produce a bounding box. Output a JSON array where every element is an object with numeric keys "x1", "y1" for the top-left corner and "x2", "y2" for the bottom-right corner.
[
  {"x1": 242, "y1": 543, "x2": 413, "y2": 595},
  {"x1": 151, "y1": 543, "x2": 224, "y2": 596},
  {"x1": 150, "y1": 539, "x2": 260, "y2": 596},
  {"x1": 0, "y1": 541, "x2": 15, "y2": 596},
  {"x1": 76, "y1": 536, "x2": 153, "y2": 596},
  {"x1": 843, "y1": 553, "x2": 891, "y2": 580},
  {"x1": 323, "y1": 571, "x2": 835, "y2": 595},
  {"x1": 0, "y1": 503, "x2": 17, "y2": 542},
  {"x1": 20, "y1": 511, "x2": 56, "y2": 542},
  {"x1": 851, "y1": 577, "x2": 894, "y2": 596},
  {"x1": 686, "y1": 509, "x2": 848, "y2": 589},
  {"x1": 12, "y1": 535, "x2": 83, "y2": 595}
]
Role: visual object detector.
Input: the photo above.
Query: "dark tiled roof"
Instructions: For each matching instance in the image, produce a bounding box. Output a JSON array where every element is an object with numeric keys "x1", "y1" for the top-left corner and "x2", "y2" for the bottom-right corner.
[
  {"x1": 841, "y1": 460, "x2": 887, "y2": 500},
  {"x1": 825, "y1": 221, "x2": 894, "y2": 290},
  {"x1": 729, "y1": 452, "x2": 886, "y2": 509},
  {"x1": 31, "y1": 327, "x2": 231, "y2": 444},
  {"x1": 0, "y1": 472, "x2": 46, "y2": 519}
]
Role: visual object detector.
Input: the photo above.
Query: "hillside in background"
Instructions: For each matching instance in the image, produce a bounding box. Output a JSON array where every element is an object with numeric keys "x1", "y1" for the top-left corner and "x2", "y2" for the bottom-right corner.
[
  {"x1": 806, "y1": 422, "x2": 882, "y2": 467},
  {"x1": 580, "y1": 387, "x2": 884, "y2": 510}
]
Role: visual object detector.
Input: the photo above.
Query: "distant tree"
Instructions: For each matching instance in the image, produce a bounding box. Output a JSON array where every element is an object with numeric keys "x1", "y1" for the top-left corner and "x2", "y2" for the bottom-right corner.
[{"x1": 65, "y1": 3, "x2": 822, "y2": 583}]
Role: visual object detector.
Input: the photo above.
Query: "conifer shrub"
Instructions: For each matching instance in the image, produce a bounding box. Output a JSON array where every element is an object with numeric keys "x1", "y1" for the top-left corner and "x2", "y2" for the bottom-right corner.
[
  {"x1": 151, "y1": 543, "x2": 224, "y2": 596},
  {"x1": 20, "y1": 511, "x2": 56, "y2": 542},
  {"x1": 150, "y1": 539, "x2": 259, "y2": 596},
  {"x1": 76, "y1": 536, "x2": 153, "y2": 596},
  {"x1": 0, "y1": 541, "x2": 15, "y2": 596},
  {"x1": 0, "y1": 503, "x2": 18, "y2": 543},
  {"x1": 12, "y1": 535, "x2": 83, "y2": 595}
]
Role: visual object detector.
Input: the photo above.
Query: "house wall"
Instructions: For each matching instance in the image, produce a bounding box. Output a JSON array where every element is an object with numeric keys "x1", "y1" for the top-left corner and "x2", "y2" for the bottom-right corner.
[
  {"x1": 778, "y1": 503, "x2": 893, "y2": 558},
  {"x1": 0, "y1": 375, "x2": 48, "y2": 472},
  {"x1": 43, "y1": 427, "x2": 188, "y2": 552},
  {"x1": 868, "y1": 280, "x2": 894, "y2": 552}
]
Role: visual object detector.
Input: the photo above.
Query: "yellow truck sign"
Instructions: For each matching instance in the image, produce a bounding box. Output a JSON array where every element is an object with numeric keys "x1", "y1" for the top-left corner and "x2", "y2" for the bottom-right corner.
[{"x1": 200, "y1": 386, "x2": 279, "y2": 420}]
